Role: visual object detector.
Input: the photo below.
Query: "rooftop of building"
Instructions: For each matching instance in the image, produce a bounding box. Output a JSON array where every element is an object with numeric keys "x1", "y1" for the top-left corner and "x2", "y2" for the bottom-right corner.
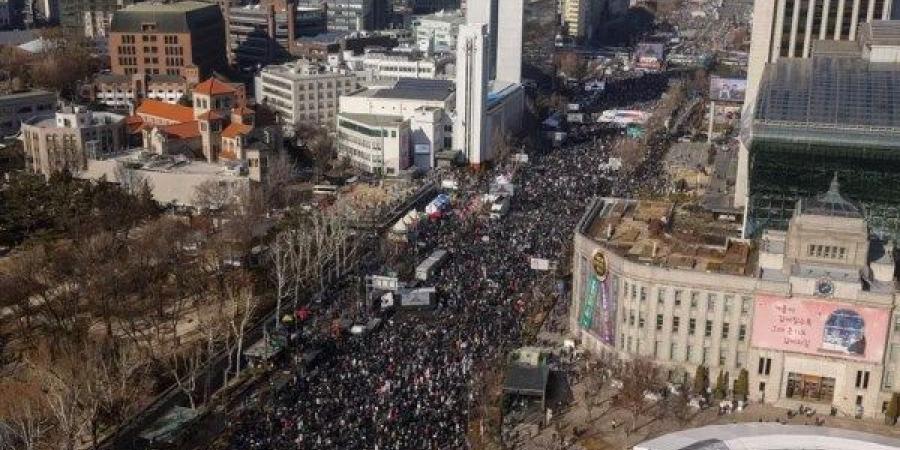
[
  {"x1": 338, "y1": 112, "x2": 405, "y2": 127},
  {"x1": 96, "y1": 148, "x2": 249, "y2": 176},
  {"x1": 294, "y1": 30, "x2": 351, "y2": 45},
  {"x1": 487, "y1": 80, "x2": 523, "y2": 110},
  {"x1": 412, "y1": 9, "x2": 465, "y2": 24},
  {"x1": 260, "y1": 60, "x2": 350, "y2": 79},
  {"x1": 750, "y1": 54, "x2": 900, "y2": 148},
  {"x1": 796, "y1": 175, "x2": 863, "y2": 219},
  {"x1": 0, "y1": 89, "x2": 56, "y2": 101},
  {"x1": 110, "y1": 1, "x2": 222, "y2": 34},
  {"x1": 23, "y1": 109, "x2": 125, "y2": 128},
  {"x1": 193, "y1": 78, "x2": 235, "y2": 96},
  {"x1": 350, "y1": 78, "x2": 455, "y2": 102},
  {"x1": 136, "y1": 99, "x2": 195, "y2": 123},
  {"x1": 859, "y1": 20, "x2": 900, "y2": 47},
  {"x1": 580, "y1": 197, "x2": 754, "y2": 276},
  {"x1": 635, "y1": 424, "x2": 900, "y2": 450}
]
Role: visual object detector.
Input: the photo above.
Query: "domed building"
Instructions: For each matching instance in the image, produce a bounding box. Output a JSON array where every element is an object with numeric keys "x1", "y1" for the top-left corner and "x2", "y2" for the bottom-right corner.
[{"x1": 571, "y1": 177, "x2": 900, "y2": 419}]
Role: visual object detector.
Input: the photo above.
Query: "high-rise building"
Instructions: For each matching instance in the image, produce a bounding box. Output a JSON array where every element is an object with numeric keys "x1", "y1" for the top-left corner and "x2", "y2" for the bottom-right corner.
[
  {"x1": 59, "y1": 0, "x2": 129, "y2": 30},
  {"x1": 465, "y1": 0, "x2": 497, "y2": 78},
  {"x1": 740, "y1": 20, "x2": 900, "y2": 239},
  {"x1": 109, "y1": 2, "x2": 227, "y2": 83},
  {"x1": 324, "y1": 0, "x2": 388, "y2": 31},
  {"x1": 226, "y1": 0, "x2": 327, "y2": 67},
  {"x1": 454, "y1": 23, "x2": 489, "y2": 164},
  {"x1": 254, "y1": 60, "x2": 359, "y2": 128},
  {"x1": 496, "y1": 0, "x2": 522, "y2": 84},
  {"x1": 412, "y1": 8, "x2": 465, "y2": 53},
  {"x1": 745, "y1": 0, "x2": 894, "y2": 107}
]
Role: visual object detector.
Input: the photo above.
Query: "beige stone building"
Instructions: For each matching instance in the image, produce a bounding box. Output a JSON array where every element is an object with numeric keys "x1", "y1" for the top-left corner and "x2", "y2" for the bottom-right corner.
[
  {"x1": 21, "y1": 106, "x2": 127, "y2": 176},
  {"x1": 571, "y1": 178, "x2": 900, "y2": 419}
]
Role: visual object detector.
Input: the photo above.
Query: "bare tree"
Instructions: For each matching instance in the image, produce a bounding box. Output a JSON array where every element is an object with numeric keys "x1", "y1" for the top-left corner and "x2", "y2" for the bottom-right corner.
[
  {"x1": 226, "y1": 273, "x2": 257, "y2": 380},
  {"x1": 613, "y1": 358, "x2": 661, "y2": 435},
  {"x1": 270, "y1": 231, "x2": 293, "y2": 327},
  {"x1": 0, "y1": 376, "x2": 51, "y2": 450}
]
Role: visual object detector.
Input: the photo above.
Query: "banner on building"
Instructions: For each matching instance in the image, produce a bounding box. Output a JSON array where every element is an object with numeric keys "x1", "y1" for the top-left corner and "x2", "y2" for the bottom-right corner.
[
  {"x1": 751, "y1": 295, "x2": 890, "y2": 363},
  {"x1": 578, "y1": 250, "x2": 616, "y2": 345}
]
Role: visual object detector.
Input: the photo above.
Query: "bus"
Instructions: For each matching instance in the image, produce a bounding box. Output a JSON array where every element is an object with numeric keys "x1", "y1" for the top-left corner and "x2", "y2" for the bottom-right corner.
[{"x1": 415, "y1": 249, "x2": 449, "y2": 282}]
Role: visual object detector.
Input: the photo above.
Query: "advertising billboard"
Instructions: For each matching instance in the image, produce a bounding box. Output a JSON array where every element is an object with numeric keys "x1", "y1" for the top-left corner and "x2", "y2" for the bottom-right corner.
[
  {"x1": 634, "y1": 42, "x2": 665, "y2": 71},
  {"x1": 710, "y1": 76, "x2": 747, "y2": 103},
  {"x1": 751, "y1": 295, "x2": 890, "y2": 363},
  {"x1": 578, "y1": 250, "x2": 617, "y2": 345}
]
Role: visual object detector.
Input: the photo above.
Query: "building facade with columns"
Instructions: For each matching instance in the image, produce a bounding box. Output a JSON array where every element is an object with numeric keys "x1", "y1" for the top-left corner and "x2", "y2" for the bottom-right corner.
[{"x1": 571, "y1": 181, "x2": 900, "y2": 419}]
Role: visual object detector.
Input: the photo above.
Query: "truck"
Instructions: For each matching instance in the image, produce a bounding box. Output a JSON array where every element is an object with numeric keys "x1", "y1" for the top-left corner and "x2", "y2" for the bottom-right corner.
[{"x1": 415, "y1": 249, "x2": 449, "y2": 282}]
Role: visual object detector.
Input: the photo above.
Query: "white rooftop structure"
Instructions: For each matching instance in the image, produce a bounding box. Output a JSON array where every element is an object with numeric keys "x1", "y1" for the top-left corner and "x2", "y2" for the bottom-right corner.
[{"x1": 634, "y1": 424, "x2": 900, "y2": 450}]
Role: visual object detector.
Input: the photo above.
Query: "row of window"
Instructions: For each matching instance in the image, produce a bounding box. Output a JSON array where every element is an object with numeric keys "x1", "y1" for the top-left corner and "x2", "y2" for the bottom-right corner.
[
  {"x1": 626, "y1": 310, "x2": 748, "y2": 341},
  {"x1": 622, "y1": 280, "x2": 752, "y2": 315},
  {"x1": 807, "y1": 244, "x2": 847, "y2": 260}
]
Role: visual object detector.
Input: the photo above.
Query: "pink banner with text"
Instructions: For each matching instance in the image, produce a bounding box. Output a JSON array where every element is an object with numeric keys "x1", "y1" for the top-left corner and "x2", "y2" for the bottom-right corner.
[{"x1": 751, "y1": 295, "x2": 890, "y2": 363}]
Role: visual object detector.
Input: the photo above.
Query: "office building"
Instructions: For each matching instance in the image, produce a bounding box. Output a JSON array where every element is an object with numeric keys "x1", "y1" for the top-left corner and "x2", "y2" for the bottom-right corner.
[
  {"x1": 342, "y1": 49, "x2": 450, "y2": 81},
  {"x1": 560, "y1": 0, "x2": 590, "y2": 40},
  {"x1": 0, "y1": 90, "x2": 56, "y2": 137},
  {"x1": 572, "y1": 185, "x2": 900, "y2": 420},
  {"x1": 226, "y1": 0, "x2": 326, "y2": 67},
  {"x1": 496, "y1": 0, "x2": 523, "y2": 84},
  {"x1": 465, "y1": 0, "x2": 496, "y2": 78},
  {"x1": 90, "y1": 73, "x2": 189, "y2": 108},
  {"x1": 454, "y1": 23, "x2": 488, "y2": 164},
  {"x1": 412, "y1": 9, "x2": 464, "y2": 53},
  {"x1": 255, "y1": 60, "x2": 360, "y2": 127},
  {"x1": 453, "y1": 0, "x2": 525, "y2": 164},
  {"x1": 325, "y1": 0, "x2": 390, "y2": 31},
  {"x1": 337, "y1": 78, "x2": 454, "y2": 173},
  {"x1": 109, "y1": 2, "x2": 227, "y2": 82},
  {"x1": 83, "y1": 9, "x2": 115, "y2": 38},
  {"x1": 745, "y1": 0, "x2": 894, "y2": 108},
  {"x1": 738, "y1": 21, "x2": 900, "y2": 239},
  {"x1": 21, "y1": 106, "x2": 127, "y2": 176}
]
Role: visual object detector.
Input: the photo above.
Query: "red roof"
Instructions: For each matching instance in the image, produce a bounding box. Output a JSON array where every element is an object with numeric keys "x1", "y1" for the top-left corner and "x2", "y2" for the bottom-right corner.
[
  {"x1": 193, "y1": 78, "x2": 236, "y2": 96},
  {"x1": 196, "y1": 110, "x2": 225, "y2": 121},
  {"x1": 136, "y1": 99, "x2": 194, "y2": 123},
  {"x1": 221, "y1": 122, "x2": 253, "y2": 139},
  {"x1": 231, "y1": 105, "x2": 254, "y2": 116},
  {"x1": 125, "y1": 115, "x2": 144, "y2": 134},
  {"x1": 159, "y1": 121, "x2": 200, "y2": 139}
]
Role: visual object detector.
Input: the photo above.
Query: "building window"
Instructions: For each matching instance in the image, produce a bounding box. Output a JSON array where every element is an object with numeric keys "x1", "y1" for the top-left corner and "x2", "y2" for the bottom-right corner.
[
  {"x1": 685, "y1": 345, "x2": 693, "y2": 362},
  {"x1": 738, "y1": 324, "x2": 747, "y2": 341},
  {"x1": 672, "y1": 316, "x2": 680, "y2": 333},
  {"x1": 724, "y1": 295, "x2": 733, "y2": 313},
  {"x1": 656, "y1": 314, "x2": 664, "y2": 331},
  {"x1": 640, "y1": 287, "x2": 647, "y2": 302},
  {"x1": 856, "y1": 370, "x2": 870, "y2": 389},
  {"x1": 638, "y1": 314, "x2": 644, "y2": 328},
  {"x1": 628, "y1": 311, "x2": 634, "y2": 326},
  {"x1": 657, "y1": 289, "x2": 665, "y2": 305},
  {"x1": 741, "y1": 296, "x2": 751, "y2": 315},
  {"x1": 689, "y1": 318, "x2": 696, "y2": 335},
  {"x1": 758, "y1": 357, "x2": 771, "y2": 375},
  {"x1": 674, "y1": 290, "x2": 682, "y2": 306},
  {"x1": 705, "y1": 320, "x2": 713, "y2": 337},
  {"x1": 690, "y1": 291, "x2": 698, "y2": 308},
  {"x1": 719, "y1": 349, "x2": 727, "y2": 366},
  {"x1": 885, "y1": 371, "x2": 895, "y2": 390},
  {"x1": 722, "y1": 322, "x2": 730, "y2": 339},
  {"x1": 707, "y1": 294, "x2": 716, "y2": 312}
]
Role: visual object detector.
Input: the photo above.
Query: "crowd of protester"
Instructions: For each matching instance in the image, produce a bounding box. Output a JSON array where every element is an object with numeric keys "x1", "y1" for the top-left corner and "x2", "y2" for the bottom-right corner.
[{"x1": 227, "y1": 71, "x2": 673, "y2": 449}]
